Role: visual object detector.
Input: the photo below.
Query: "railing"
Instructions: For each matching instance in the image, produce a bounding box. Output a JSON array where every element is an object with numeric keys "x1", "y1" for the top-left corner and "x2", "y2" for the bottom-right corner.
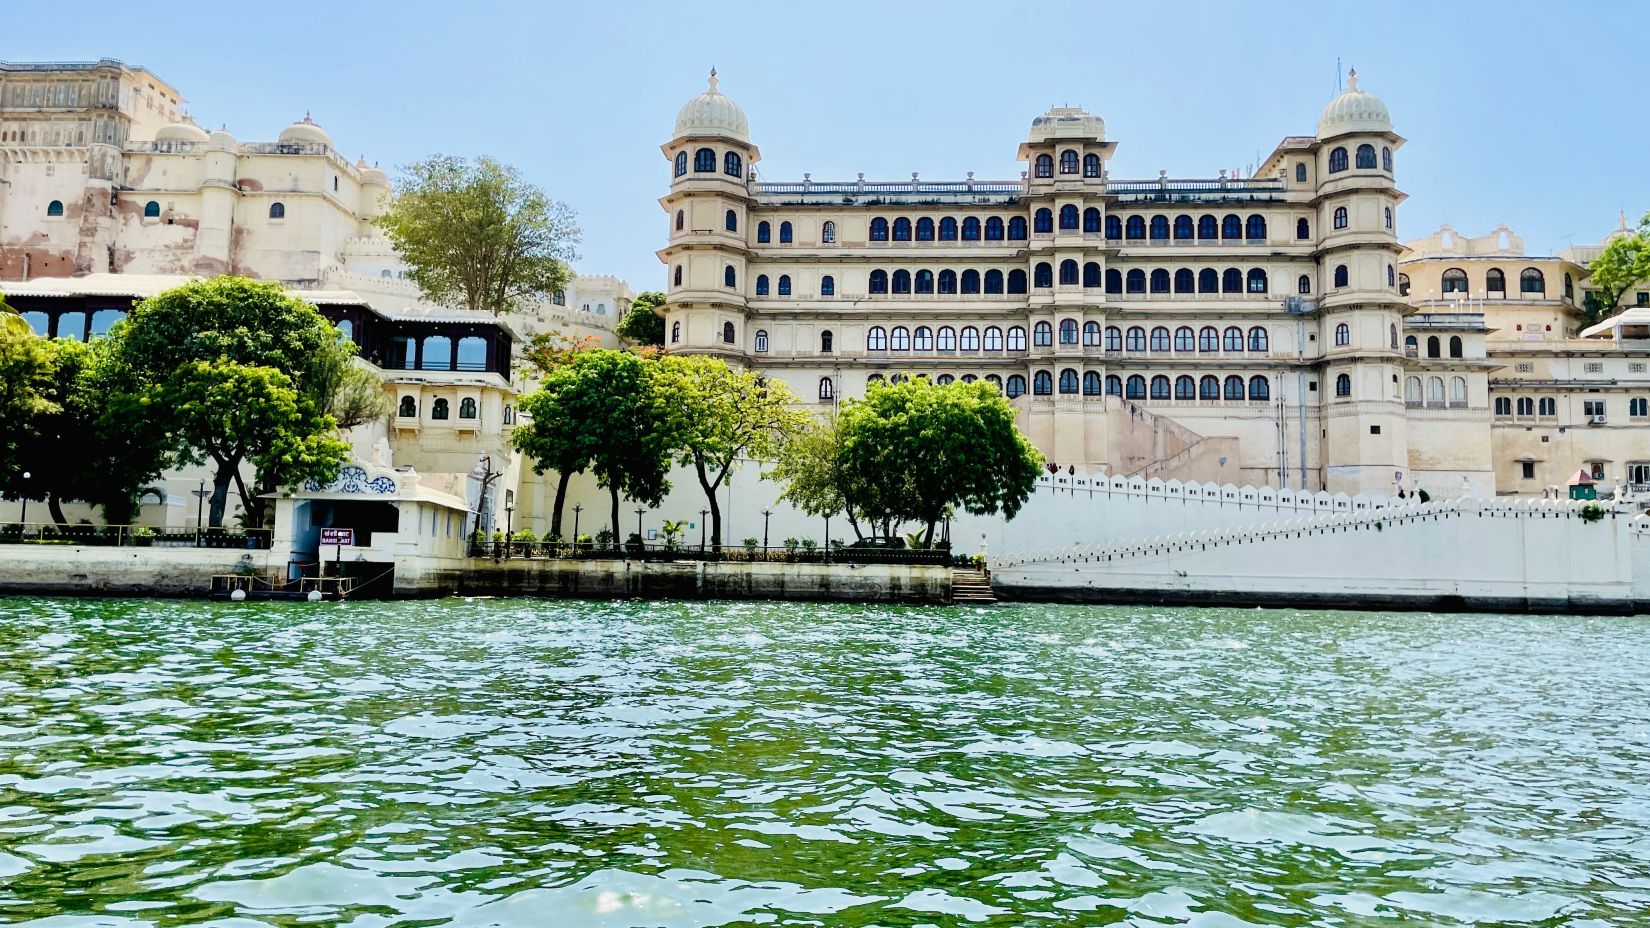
[
  {"x1": 1406, "y1": 313, "x2": 1487, "y2": 328},
  {"x1": 468, "y1": 540, "x2": 952, "y2": 566},
  {"x1": 240, "y1": 142, "x2": 335, "y2": 158},
  {"x1": 0, "y1": 522, "x2": 272, "y2": 549},
  {"x1": 1106, "y1": 177, "x2": 1285, "y2": 194},
  {"x1": 754, "y1": 179, "x2": 1025, "y2": 196}
]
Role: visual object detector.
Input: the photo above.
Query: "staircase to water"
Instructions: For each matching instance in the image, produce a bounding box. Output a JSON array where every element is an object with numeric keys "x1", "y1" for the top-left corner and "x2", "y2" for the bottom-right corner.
[{"x1": 951, "y1": 568, "x2": 998, "y2": 605}]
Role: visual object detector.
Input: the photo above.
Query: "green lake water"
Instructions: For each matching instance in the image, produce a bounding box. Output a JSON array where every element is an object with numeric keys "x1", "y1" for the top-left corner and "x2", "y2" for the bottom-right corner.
[{"x1": 0, "y1": 597, "x2": 1646, "y2": 926}]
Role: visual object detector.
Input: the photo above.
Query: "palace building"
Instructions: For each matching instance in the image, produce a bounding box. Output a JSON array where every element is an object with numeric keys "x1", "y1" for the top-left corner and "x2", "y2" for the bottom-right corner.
[{"x1": 656, "y1": 70, "x2": 1649, "y2": 498}]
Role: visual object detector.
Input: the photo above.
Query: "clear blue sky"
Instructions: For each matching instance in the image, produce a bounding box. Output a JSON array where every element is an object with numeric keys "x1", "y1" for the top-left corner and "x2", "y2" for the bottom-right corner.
[{"x1": 13, "y1": 0, "x2": 1648, "y2": 289}]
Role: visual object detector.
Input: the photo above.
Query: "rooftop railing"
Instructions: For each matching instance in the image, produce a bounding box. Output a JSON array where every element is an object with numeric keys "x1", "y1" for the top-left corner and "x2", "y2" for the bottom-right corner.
[{"x1": 752, "y1": 175, "x2": 1287, "y2": 200}]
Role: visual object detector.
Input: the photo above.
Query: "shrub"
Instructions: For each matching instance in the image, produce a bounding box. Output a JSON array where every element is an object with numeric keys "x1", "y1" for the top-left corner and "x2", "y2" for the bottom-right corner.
[
  {"x1": 595, "y1": 528, "x2": 615, "y2": 547},
  {"x1": 782, "y1": 537, "x2": 800, "y2": 556},
  {"x1": 1579, "y1": 502, "x2": 1607, "y2": 524},
  {"x1": 1417, "y1": 488, "x2": 1431, "y2": 503},
  {"x1": 801, "y1": 539, "x2": 817, "y2": 554},
  {"x1": 742, "y1": 537, "x2": 759, "y2": 551},
  {"x1": 511, "y1": 529, "x2": 537, "y2": 544}
]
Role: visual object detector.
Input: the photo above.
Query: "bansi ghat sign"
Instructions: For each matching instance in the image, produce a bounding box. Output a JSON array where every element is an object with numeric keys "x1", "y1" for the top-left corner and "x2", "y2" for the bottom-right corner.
[{"x1": 319, "y1": 528, "x2": 355, "y2": 546}]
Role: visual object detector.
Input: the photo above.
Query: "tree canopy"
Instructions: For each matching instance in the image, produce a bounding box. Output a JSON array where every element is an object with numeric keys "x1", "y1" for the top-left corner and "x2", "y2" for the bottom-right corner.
[
  {"x1": 1586, "y1": 211, "x2": 1650, "y2": 324},
  {"x1": 374, "y1": 154, "x2": 579, "y2": 314},
  {"x1": 616, "y1": 291, "x2": 666, "y2": 347}
]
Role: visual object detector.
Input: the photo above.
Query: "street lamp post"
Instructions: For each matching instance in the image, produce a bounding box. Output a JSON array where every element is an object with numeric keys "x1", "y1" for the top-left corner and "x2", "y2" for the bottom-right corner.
[
  {"x1": 19, "y1": 471, "x2": 30, "y2": 536},
  {"x1": 504, "y1": 503, "x2": 515, "y2": 558},
  {"x1": 762, "y1": 508, "x2": 772, "y2": 549},
  {"x1": 824, "y1": 513, "x2": 830, "y2": 562},
  {"x1": 699, "y1": 509, "x2": 708, "y2": 553},
  {"x1": 192, "y1": 480, "x2": 210, "y2": 547},
  {"x1": 635, "y1": 507, "x2": 644, "y2": 549},
  {"x1": 572, "y1": 504, "x2": 582, "y2": 551}
]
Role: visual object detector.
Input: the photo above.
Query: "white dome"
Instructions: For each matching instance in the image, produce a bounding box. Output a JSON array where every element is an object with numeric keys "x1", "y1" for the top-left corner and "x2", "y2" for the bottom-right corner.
[
  {"x1": 1317, "y1": 69, "x2": 1391, "y2": 139},
  {"x1": 673, "y1": 69, "x2": 748, "y2": 142},
  {"x1": 1029, "y1": 106, "x2": 1105, "y2": 142},
  {"x1": 278, "y1": 113, "x2": 333, "y2": 147},
  {"x1": 155, "y1": 122, "x2": 209, "y2": 143},
  {"x1": 208, "y1": 125, "x2": 237, "y2": 150},
  {"x1": 360, "y1": 159, "x2": 390, "y2": 187}
]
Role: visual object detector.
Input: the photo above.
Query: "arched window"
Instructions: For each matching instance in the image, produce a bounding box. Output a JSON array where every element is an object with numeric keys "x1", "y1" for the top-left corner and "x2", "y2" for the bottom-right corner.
[
  {"x1": 1355, "y1": 144, "x2": 1377, "y2": 169},
  {"x1": 268, "y1": 202, "x2": 285, "y2": 219},
  {"x1": 821, "y1": 275, "x2": 835, "y2": 296},
  {"x1": 1564, "y1": 273, "x2": 1574, "y2": 300},
  {"x1": 939, "y1": 217, "x2": 958, "y2": 240},
  {"x1": 1200, "y1": 375, "x2": 1220, "y2": 400},
  {"x1": 724, "y1": 265, "x2": 737, "y2": 288},
  {"x1": 1034, "y1": 371, "x2": 1054, "y2": 394},
  {"x1": 1333, "y1": 206, "x2": 1348, "y2": 230},
  {"x1": 1442, "y1": 268, "x2": 1468, "y2": 293},
  {"x1": 821, "y1": 330, "x2": 834, "y2": 352},
  {"x1": 1126, "y1": 216, "x2": 1145, "y2": 239},
  {"x1": 1248, "y1": 327, "x2": 1268, "y2": 352},
  {"x1": 1007, "y1": 217, "x2": 1027, "y2": 240},
  {"x1": 1335, "y1": 323, "x2": 1350, "y2": 346},
  {"x1": 1521, "y1": 268, "x2": 1545, "y2": 294},
  {"x1": 1494, "y1": 396, "x2": 1510, "y2": 416},
  {"x1": 1126, "y1": 269, "x2": 1145, "y2": 293},
  {"x1": 962, "y1": 217, "x2": 981, "y2": 241},
  {"x1": 1105, "y1": 269, "x2": 1122, "y2": 294},
  {"x1": 1247, "y1": 268, "x2": 1268, "y2": 293},
  {"x1": 1391, "y1": 323, "x2": 1399, "y2": 349},
  {"x1": 1082, "y1": 321, "x2": 1101, "y2": 346},
  {"x1": 1249, "y1": 376, "x2": 1270, "y2": 401},
  {"x1": 1083, "y1": 371, "x2": 1102, "y2": 396},
  {"x1": 143, "y1": 200, "x2": 160, "y2": 218},
  {"x1": 822, "y1": 220, "x2": 836, "y2": 243},
  {"x1": 1059, "y1": 318, "x2": 1078, "y2": 344},
  {"x1": 871, "y1": 217, "x2": 889, "y2": 241},
  {"x1": 1198, "y1": 268, "x2": 1218, "y2": 293},
  {"x1": 1198, "y1": 214, "x2": 1217, "y2": 239},
  {"x1": 1059, "y1": 368, "x2": 1079, "y2": 393},
  {"x1": 818, "y1": 377, "x2": 834, "y2": 400},
  {"x1": 937, "y1": 374, "x2": 955, "y2": 386},
  {"x1": 1174, "y1": 268, "x2": 1194, "y2": 293},
  {"x1": 1034, "y1": 321, "x2": 1053, "y2": 346},
  {"x1": 1449, "y1": 376, "x2": 1466, "y2": 406},
  {"x1": 1387, "y1": 265, "x2": 1396, "y2": 288},
  {"x1": 1150, "y1": 268, "x2": 1170, "y2": 293},
  {"x1": 1384, "y1": 207, "x2": 1393, "y2": 230},
  {"x1": 1035, "y1": 208, "x2": 1054, "y2": 234},
  {"x1": 1246, "y1": 214, "x2": 1266, "y2": 240},
  {"x1": 754, "y1": 329, "x2": 769, "y2": 352},
  {"x1": 1224, "y1": 326, "x2": 1244, "y2": 352},
  {"x1": 914, "y1": 326, "x2": 933, "y2": 350},
  {"x1": 675, "y1": 209, "x2": 685, "y2": 232},
  {"x1": 1105, "y1": 326, "x2": 1122, "y2": 351},
  {"x1": 777, "y1": 274, "x2": 791, "y2": 296},
  {"x1": 1151, "y1": 375, "x2": 1172, "y2": 400},
  {"x1": 1296, "y1": 218, "x2": 1310, "y2": 240},
  {"x1": 724, "y1": 151, "x2": 742, "y2": 176},
  {"x1": 1059, "y1": 149, "x2": 1078, "y2": 174},
  {"x1": 1543, "y1": 397, "x2": 1561, "y2": 417},
  {"x1": 1125, "y1": 375, "x2": 1146, "y2": 399},
  {"x1": 1126, "y1": 326, "x2": 1146, "y2": 352},
  {"x1": 937, "y1": 326, "x2": 956, "y2": 350},
  {"x1": 1034, "y1": 263, "x2": 1053, "y2": 288},
  {"x1": 674, "y1": 151, "x2": 688, "y2": 176},
  {"x1": 1059, "y1": 205, "x2": 1079, "y2": 230},
  {"x1": 976, "y1": 325, "x2": 995, "y2": 351},
  {"x1": 869, "y1": 269, "x2": 888, "y2": 293},
  {"x1": 1175, "y1": 375, "x2": 1195, "y2": 400},
  {"x1": 1335, "y1": 374, "x2": 1351, "y2": 397},
  {"x1": 1035, "y1": 154, "x2": 1054, "y2": 178},
  {"x1": 1382, "y1": 146, "x2": 1393, "y2": 172},
  {"x1": 1059, "y1": 260, "x2": 1078, "y2": 286},
  {"x1": 780, "y1": 221, "x2": 793, "y2": 243},
  {"x1": 1406, "y1": 377, "x2": 1423, "y2": 405},
  {"x1": 1174, "y1": 215, "x2": 1194, "y2": 240},
  {"x1": 1083, "y1": 207, "x2": 1101, "y2": 233},
  {"x1": 1084, "y1": 153, "x2": 1101, "y2": 177},
  {"x1": 1105, "y1": 215, "x2": 1122, "y2": 239},
  {"x1": 673, "y1": 265, "x2": 683, "y2": 289},
  {"x1": 1150, "y1": 215, "x2": 1169, "y2": 239},
  {"x1": 892, "y1": 269, "x2": 911, "y2": 293},
  {"x1": 1516, "y1": 396, "x2": 1535, "y2": 417},
  {"x1": 986, "y1": 217, "x2": 1006, "y2": 240},
  {"x1": 1106, "y1": 375, "x2": 1123, "y2": 396},
  {"x1": 1001, "y1": 326, "x2": 1021, "y2": 351},
  {"x1": 671, "y1": 321, "x2": 681, "y2": 343},
  {"x1": 1175, "y1": 326, "x2": 1194, "y2": 352},
  {"x1": 914, "y1": 269, "x2": 934, "y2": 294},
  {"x1": 432, "y1": 398, "x2": 450, "y2": 420},
  {"x1": 1222, "y1": 214, "x2": 1242, "y2": 239},
  {"x1": 1222, "y1": 268, "x2": 1242, "y2": 293},
  {"x1": 1006, "y1": 374, "x2": 1027, "y2": 398},
  {"x1": 1334, "y1": 265, "x2": 1349, "y2": 288},
  {"x1": 1329, "y1": 147, "x2": 1348, "y2": 173},
  {"x1": 422, "y1": 335, "x2": 452, "y2": 370},
  {"x1": 694, "y1": 148, "x2": 715, "y2": 172},
  {"x1": 890, "y1": 326, "x2": 910, "y2": 350},
  {"x1": 984, "y1": 269, "x2": 1003, "y2": 293},
  {"x1": 868, "y1": 326, "x2": 887, "y2": 350},
  {"x1": 459, "y1": 397, "x2": 478, "y2": 419},
  {"x1": 1295, "y1": 162, "x2": 1307, "y2": 182},
  {"x1": 939, "y1": 269, "x2": 957, "y2": 294},
  {"x1": 1083, "y1": 262, "x2": 1101, "y2": 289},
  {"x1": 1399, "y1": 273, "x2": 1411, "y2": 297},
  {"x1": 1150, "y1": 326, "x2": 1171, "y2": 352},
  {"x1": 722, "y1": 321, "x2": 735, "y2": 343},
  {"x1": 725, "y1": 209, "x2": 738, "y2": 232},
  {"x1": 398, "y1": 396, "x2": 416, "y2": 417},
  {"x1": 456, "y1": 336, "x2": 487, "y2": 371},
  {"x1": 893, "y1": 217, "x2": 912, "y2": 241},
  {"x1": 1298, "y1": 274, "x2": 1312, "y2": 294},
  {"x1": 1427, "y1": 376, "x2": 1445, "y2": 406},
  {"x1": 1008, "y1": 269, "x2": 1028, "y2": 293},
  {"x1": 867, "y1": 374, "x2": 884, "y2": 385},
  {"x1": 916, "y1": 217, "x2": 934, "y2": 241},
  {"x1": 1485, "y1": 268, "x2": 1505, "y2": 295}
]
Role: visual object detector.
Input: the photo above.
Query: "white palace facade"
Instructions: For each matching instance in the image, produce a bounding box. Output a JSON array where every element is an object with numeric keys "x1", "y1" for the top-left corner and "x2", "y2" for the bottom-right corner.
[{"x1": 656, "y1": 71, "x2": 1650, "y2": 498}]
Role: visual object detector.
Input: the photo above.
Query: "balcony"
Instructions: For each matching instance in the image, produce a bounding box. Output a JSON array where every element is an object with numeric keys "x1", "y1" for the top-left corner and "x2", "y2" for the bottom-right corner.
[{"x1": 1405, "y1": 313, "x2": 1487, "y2": 329}]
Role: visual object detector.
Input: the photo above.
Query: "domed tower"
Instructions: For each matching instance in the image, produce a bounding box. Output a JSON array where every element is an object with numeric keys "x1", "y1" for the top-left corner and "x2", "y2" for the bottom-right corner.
[
  {"x1": 657, "y1": 69, "x2": 759, "y2": 361},
  {"x1": 1313, "y1": 70, "x2": 1409, "y2": 494},
  {"x1": 357, "y1": 158, "x2": 391, "y2": 235}
]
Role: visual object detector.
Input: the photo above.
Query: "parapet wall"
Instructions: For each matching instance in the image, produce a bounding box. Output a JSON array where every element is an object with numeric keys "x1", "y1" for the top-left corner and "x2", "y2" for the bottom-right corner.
[{"x1": 443, "y1": 559, "x2": 953, "y2": 604}]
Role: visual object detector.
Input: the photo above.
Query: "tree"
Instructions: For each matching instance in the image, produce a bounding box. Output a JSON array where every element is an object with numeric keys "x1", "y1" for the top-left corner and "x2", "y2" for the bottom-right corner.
[
  {"x1": 838, "y1": 378, "x2": 1043, "y2": 547},
  {"x1": 517, "y1": 329, "x2": 602, "y2": 379},
  {"x1": 654, "y1": 357, "x2": 807, "y2": 552},
  {"x1": 1585, "y1": 211, "x2": 1650, "y2": 325},
  {"x1": 374, "y1": 154, "x2": 580, "y2": 314},
  {"x1": 514, "y1": 350, "x2": 676, "y2": 544},
  {"x1": 616, "y1": 291, "x2": 666, "y2": 347},
  {"x1": 0, "y1": 313, "x2": 60, "y2": 507},
  {"x1": 108, "y1": 277, "x2": 353, "y2": 527}
]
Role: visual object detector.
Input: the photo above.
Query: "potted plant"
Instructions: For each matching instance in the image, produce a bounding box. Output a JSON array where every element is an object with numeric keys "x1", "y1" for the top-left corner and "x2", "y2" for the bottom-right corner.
[
  {"x1": 660, "y1": 519, "x2": 687, "y2": 555},
  {"x1": 595, "y1": 528, "x2": 615, "y2": 552},
  {"x1": 742, "y1": 537, "x2": 760, "y2": 561},
  {"x1": 782, "y1": 537, "x2": 800, "y2": 561},
  {"x1": 132, "y1": 526, "x2": 156, "y2": 547},
  {"x1": 800, "y1": 539, "x2": 818, "y2": 560}
]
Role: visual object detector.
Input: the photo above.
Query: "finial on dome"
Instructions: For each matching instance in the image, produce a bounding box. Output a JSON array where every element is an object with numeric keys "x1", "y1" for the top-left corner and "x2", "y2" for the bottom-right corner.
[
  {"x1": 708, "y1": 67, "x2": 718, "y2": 93},
  {"x1": 302, "y1": 110, "x2": 315, "y2": 125},
  {"x1": 1620, "y1": 209, "x2": 1630, "y2": 231},
  {"x1": 1347, "y1": 68, "x2": 1359, "y2": 93}
]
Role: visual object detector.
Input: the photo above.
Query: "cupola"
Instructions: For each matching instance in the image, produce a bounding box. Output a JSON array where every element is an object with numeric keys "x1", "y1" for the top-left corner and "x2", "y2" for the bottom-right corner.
[
  {"x1": 1317, "y1": 69, "x2": 1391, "y2": 139},
  {"x1": 277, "y1": 112, "x2": 333, "y2": 147},
  {"x1": 673, "y1": 69, "x2": 749, "y2": 143}
]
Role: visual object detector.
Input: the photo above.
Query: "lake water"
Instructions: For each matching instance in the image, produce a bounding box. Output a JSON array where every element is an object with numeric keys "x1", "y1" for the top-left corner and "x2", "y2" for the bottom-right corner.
[{"x1": 0, "y1": 597, "x2": 1646, "y2": 926}]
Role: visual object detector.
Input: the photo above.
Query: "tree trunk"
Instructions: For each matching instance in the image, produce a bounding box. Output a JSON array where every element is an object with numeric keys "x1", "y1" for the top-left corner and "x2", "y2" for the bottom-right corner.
[
  {"x1": 694, "y1": 459, "x2": 724, "y2": 552},
  {"x1": 846, "y1": 510, "x2": 864, "y2": 541},
  {"x1": 48, "y1": 493, "x2": 68, "y2": 529},
  {"x1": 208, "y1": 463, "x2": 235, "y2": 528},
  {"x1": 921, "y1": 519, "x2": 937, "y2": 549},
  {"x1": 608, "y1": 484, "x2": 620, "y2": 550},
  {"x1": 550, "y1": 471, "x2": 571, "y2": 540}
]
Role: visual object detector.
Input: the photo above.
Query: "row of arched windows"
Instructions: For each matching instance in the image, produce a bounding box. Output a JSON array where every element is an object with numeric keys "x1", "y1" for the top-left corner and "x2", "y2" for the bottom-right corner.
[
  {"x1": 1090, "y1": 324, "x2": 1270, "y2": 353},
  {"x1": 756, "y1": 220, "x2": 816, "y2": 244},
  {"x1": 847, "y1": 371, "x2": 1271, "y2": 402},
  {"x1": 863, "y1": 212, "x2": 1277, "y2": 242},
  {"x1": 866, "y1": 324, "x2": 1027, "y2": 352},
  {"x1": 852, "y1": 323, "x2": 1270, "y2": 354},
  {"x1": 1032, "y1": 150, "x2": 1105, "y2": 178},
  {"x1": 395, "y1": 396, "x2": 485, "y2": 420},
  {"x1": 863, "y1": 265, "x2": 1273, "y2": 295},
  {"x1": 1439, "y1": 267, "x2": 1553, "y2": 296},
  {"x1": 1404, "y1": 376, "x2": 1470, "y2": 407},
  {"x1": 668, "y1": 320, "x2": 740, "y2": 344},
  {"x1": 871, "y1": 268, "x2": 1027, "y2": 294},
  {"x1": 676, "y1": 147, "x2": 743, "y2": 178},
  {"x1": 871, "y1": 215, "x2": 1026, "y2": 242},
  {"x1": 1102, "y1": 212, "x2": 1270, "y2": 241},
  {"x1": 1494, "y1": 396, "x2": 1558, "y2": 418},
  {"x1": 1399, "y1": 334, "x2": 1466, "y2": 358},
  {"x1": 755, "y1": 274, "x2": 832, "y2": 296},
  {"x1": 1327, "y1": 144, "x2": 1393, "y2": 174}
]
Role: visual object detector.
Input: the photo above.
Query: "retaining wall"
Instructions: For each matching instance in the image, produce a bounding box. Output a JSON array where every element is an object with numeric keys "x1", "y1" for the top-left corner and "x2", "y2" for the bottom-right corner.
[
  {"x1": 446, "y1": 559, "x2": 953, "y2": 604},
  {"x1": 0, "y1": 545, "x2": 283, "y2": 597}
]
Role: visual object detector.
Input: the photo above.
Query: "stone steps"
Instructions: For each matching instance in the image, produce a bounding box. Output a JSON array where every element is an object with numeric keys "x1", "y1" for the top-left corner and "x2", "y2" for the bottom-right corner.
[{"x1": 951, "y1": 568, "x2": 998, "y2": 605}]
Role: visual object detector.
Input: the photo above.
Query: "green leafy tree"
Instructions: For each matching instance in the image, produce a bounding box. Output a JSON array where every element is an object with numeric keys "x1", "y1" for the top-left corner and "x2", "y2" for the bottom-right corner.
[
  {"x1": 374, "y1": 154, "x2": 579, "y2": 314},
  {"x1": 514, "y1": 350, "x2": 675, "y2": 543},
  {"x1": 1585, "y1": 211, "x2": 1650, "y2": 325},
  {"x1": 108, "y1": 277, "x2": 353, "y2": 527},
  {"x1": 615, "y1": 291, "x2": 666, "y2": 346},
  {"x1": 0, "y1": 315, "x2": 60, "y2": 507},
  {"x1": 839, "y1": 378, "x2": 1043, "y2": 547},
  {"x1": 654, "y1": 356, "x2": 807, "y2": 552}
]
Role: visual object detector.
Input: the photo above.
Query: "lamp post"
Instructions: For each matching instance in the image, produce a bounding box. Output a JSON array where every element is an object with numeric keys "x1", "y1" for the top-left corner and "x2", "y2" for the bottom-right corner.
[
  {"x1": 572, "y1": 504, "x2": 582, "y2": 549},
  {"x1": 824, "y1": 513, "x2": 830, "y2": 562},
  {"x1": 504, "y1": 502, "x2": 515, "y2": 558},
  {"x1": 635, "y1": 507, "x2": 644, "y2": 547},
  {"x1": 19, "y1": 471, "x2": 30, "y2": 535},
  {"x1": 192, "y1": 480, "x2": 210, "y2": 547},
  {"x1": 762, "y1": 508, "x2": 772, "y2": 549},
  {"x1": 699, "y1": 508, "x2": 709, "y2": 553}
]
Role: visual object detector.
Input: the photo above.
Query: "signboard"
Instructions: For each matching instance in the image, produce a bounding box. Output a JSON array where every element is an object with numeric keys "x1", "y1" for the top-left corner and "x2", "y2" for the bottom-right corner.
[{"x1": 320, "y1": 528, "x2": 355, "y2": 546}]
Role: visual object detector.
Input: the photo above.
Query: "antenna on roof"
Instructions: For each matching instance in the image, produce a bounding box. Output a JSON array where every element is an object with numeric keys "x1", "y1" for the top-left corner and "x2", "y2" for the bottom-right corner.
[{"x1": 1335, "y1": 57, "x2": 1342, "y2": 94}]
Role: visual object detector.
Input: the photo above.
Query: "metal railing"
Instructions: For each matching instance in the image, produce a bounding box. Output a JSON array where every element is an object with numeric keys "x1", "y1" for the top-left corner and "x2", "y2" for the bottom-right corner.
[
  {"x1": 0, "y1": 522, "x2": 272, "y2": 549},
  {"x1": 468, "y1": 540, "x2": 952, "y2": 566}
]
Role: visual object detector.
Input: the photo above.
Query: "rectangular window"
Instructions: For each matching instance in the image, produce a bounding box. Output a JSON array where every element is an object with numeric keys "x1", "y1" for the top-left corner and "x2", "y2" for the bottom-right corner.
[
  {"x1": 1590, "y1": 462, "x2": 1606, "y2": 480},
  {"x1": 1369, "y1": 425, "x2": 1381, "y2": 435},
  {"x1": 1584, "y1": 400, "x2": 1606, "y2": 417},
  {"x1": 1521, "y1": 462, "x2": 1536, "y2": 479},
  {"x1": 1637, "y1": 292, "x2": 1648, "y2": 306}
]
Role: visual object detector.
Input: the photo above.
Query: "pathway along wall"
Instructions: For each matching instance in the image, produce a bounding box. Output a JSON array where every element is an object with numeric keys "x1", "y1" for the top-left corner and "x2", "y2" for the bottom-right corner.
[{"x1": 992, "y1": 500, "x2": 1650, "y2": 614}]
